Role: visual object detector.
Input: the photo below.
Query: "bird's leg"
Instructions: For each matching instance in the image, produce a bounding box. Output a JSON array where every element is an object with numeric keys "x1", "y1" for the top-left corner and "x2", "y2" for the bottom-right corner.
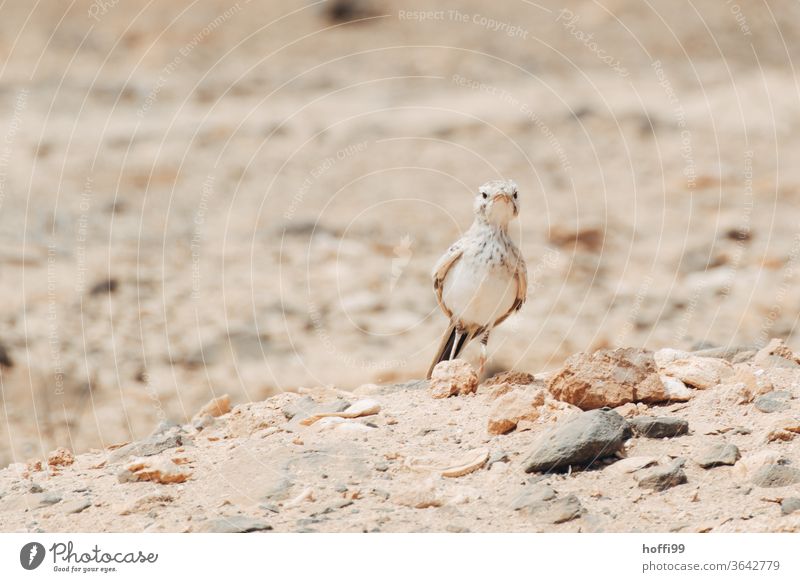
[
  {"x1": 449, "y1": 325, "x2": 464, "y2": 360},
  {"x1": 478, "y1": 330, "x2": 491, "y2": 376}
]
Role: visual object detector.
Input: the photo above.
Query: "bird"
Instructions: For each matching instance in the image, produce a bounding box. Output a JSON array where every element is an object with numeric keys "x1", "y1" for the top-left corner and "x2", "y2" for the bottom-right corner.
[{"x1": 427, "y1": 179, "x2": 528, "y2": 378}]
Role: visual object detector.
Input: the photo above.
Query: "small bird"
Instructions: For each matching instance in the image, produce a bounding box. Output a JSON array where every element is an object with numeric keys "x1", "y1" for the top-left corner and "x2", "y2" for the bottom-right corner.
[{"x1": 427, "y1": 179, "x2": 528, "y2": 378}]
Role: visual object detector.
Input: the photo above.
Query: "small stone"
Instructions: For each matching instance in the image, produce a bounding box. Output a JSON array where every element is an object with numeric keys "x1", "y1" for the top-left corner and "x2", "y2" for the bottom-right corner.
[
  {"x1": 118, "y1": 456, "x2": 191, "y2": 484},
  {"x1": 733, "y1": 450, "x2": 787, "y2": 479},
  {"x1": 754, "y1": 339, "x2": 800, "y2": 367},
  {"x1": 696, "y1": 443, "x2": 740, "y2": 468},
  {"x1": 47, "y1": 448, "x2": 75, "y2": 467},
  {"x1": 429, "y1": 359, "x2": 478, "y2": 399},
  {"x1": 546, "y1": 494, "x2": 583, "y2": 524},
  {"x1": 637, "y1": 459, "x2": 688, "y2": 491},
  {"x1": 751, "y1": 464, "x2": 800, "y2": 488},
  {"x1": 780, "y1": 498, "x2": 800, "y2": 515},
  {"x1": 754, "y1": 391, "x2": 791, "y2": 413},
  {"x1": 629, "y1": 416, "x2": 689, "y2": 439},
  {"x1": 61, "y1": 499, "x2": 92, "y2": 514},
  {"x1": 108, "y1": 428, "x2": 191, "y2": 463},
  {"x1": 764, "y1": 417, "x2": 800, "y2": 443},
  {"x1": 487, "y1": 388, "x2": 576, "y2": 435},
  {"x1": 510, "y1": 484, "x2": 557, "y2": 510},
  {"x1": 200, "y1": 516, "x2": 272, "y2": 533},
  {"x1": 193, "y1": 394, "x2": 231, "y2": 420},
  {"x1": 659, "y1": 376, "x2": 693, "y2": 401},
  {"x1": 523, "y1": 408, "x2": 631, "y2": 473},
  {"x1": 40, "y1": 493, "x2": 62, "y2": 506},
  {"x1": 29, "y1": 483, "x2": 43, "y2": 493},
  {"x1": 662, "y1": 357, "x2": 733, "y2": 389}
]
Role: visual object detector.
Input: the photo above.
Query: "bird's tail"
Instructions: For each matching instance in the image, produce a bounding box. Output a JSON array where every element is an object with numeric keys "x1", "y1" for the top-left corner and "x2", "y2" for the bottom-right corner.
[{"x1": 426, "y1": 324, "x2": 474, "y2": 379}]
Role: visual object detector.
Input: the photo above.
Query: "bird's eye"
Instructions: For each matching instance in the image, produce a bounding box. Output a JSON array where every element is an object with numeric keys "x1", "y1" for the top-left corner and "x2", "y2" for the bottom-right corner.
[
  {"x1": 513, "y1": 192, "x2": 518, "y2": 199},
  {"x1": 481, "y1": 192, "x2": 488, "y2": 199}
]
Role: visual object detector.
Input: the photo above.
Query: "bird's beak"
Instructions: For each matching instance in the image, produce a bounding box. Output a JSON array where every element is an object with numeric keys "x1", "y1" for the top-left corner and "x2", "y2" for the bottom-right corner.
[{"x1": 493, "y1": 193, "x2": 513, "y2": 205}]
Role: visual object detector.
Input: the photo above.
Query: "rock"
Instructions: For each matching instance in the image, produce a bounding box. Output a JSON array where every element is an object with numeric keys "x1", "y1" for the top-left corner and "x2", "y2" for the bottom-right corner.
[
  {"x1": 61, "y1": 498, "x2": 91, "y2": 514},
  {"x1": 754, "y1": 391, "x2": 791, "y2": 413},
  {"x1": 696, "y1": 443, "x2": 740, "y2": 468},
  {"x1": 487, "y1": 388, "x2": 577, "y2": 435},
  {"x1": 510, "y1": 484, "x2": 557, "y2": 510},
  {"x1": 662, "y1": 357, "x2": 733, "y2": 389},
  {"x1": 722, "y1": 364, "x2": 775, "y2": 403},
  {"x1": 47, "y1": 448, "x2": 75, "y2": 467},
  {"x1": 629, "y1": 416, "x2": 689, "y2": 439},
  {"x1": 108, "y1": 428, "x2": 191, "y2": 463},
  {"x1": 636, "y1": 459, "x2": 688, "y2": 491},
  {"x1": 481, "y1": 371, "x2": 537, "y2": 389},
  {"x1": 781, "y1": 498, "x2": 800, "y2": 515},
  {"x1": 523, "y1": 408, "x2": 632, "y2": 473},
  {"x1": 751, "y1": 464, "x2": 800, "y2": 488},
  {"x1": 200, "y1": 516, "x2": 272, "y2": 533},
  {"x1": 692, "y1": 345, "x2": 759, "y2": 362},
  {"x1": 40, "y1": 493, "x2": 62, "y2": 506},
  {"x1": 545, "y1": 494, "x2": 583, "y2": 524},
  {"x1": 654, "y1": 348, "x2": 691, "y2": 368},
  {"x1": 754, "y1": 339, "x2": 800, "y2": 367},
  {"x1": 547, "y1": 347, "x2": 667, "y2": 410},
  {"x1": 392, "y1": 479, "x2": 443, "y2": 508},
  {"x1": 117, "y1": 457, "x2": 191, "y2": 484},
  {"x1": 659, "y1": 376, "x2": 693, "y2": 401},
  {"x1": 429, "y1": 359, "x2": 478, "y2": 399},
  {"x1": 764, "y1": 417, "x2": 800, "y2": 443},
  {"x1": 281, "y1": 397, "x2": 350, "y2": 420},
  {"x1": 610, "y1": 456, "x2": 658, "y2": 474},
  {"x1": 733, "y1": 450, "x2": 788, "y2": 479},
  {"x1": 193, "y1": 394, "x2": 231, "y2": 420}
]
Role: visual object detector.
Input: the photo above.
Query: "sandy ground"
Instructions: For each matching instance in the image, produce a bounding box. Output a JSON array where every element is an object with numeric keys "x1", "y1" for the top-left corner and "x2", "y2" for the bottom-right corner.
[
  {"x1": 2, "y1": 0, "x2": 800, "y2": 495},
  {"x1": 1, "y1": 346, "x2": 799, "y2": 533}
]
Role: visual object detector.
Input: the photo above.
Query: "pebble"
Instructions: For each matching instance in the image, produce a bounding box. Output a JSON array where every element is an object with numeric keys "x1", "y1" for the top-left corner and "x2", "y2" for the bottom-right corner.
[
  {"x1": 108, "y1": 428, "x2": 191, "y2": 463},
  {"x1": 117, "y1": 457, "x2": 191, "y2": 484},
  {"x1": 523, "y1": 408, "x2": 631, "y2": 473},
  {"x1": 610, "y1": 456, "x2": 658, "y2": 474},
  {"x1": 510, "y1": 484, "x2": 558, "y2": 510},
  {"x1": 47, "y1": 448, "x2": 75, "y2": 467},
  {"x1": 629, "y1": 416, "x2": 689, "y2": 439},
  {"x1": 755, "y1": 391, "x2": 791, "y2": 413},
  {"x1": 429, "y1": 359, "x2": 478, "y2": 399},
  {"x1": 696, "y1": 443, "x2": 740, "y2": 469},
  {"x1": 200, "y1": 516, "x2": 272, "y2": 533},
  {"x1": 281, "y1": 397, "x2": 350, "y2": 421},
  {"x1": 662, "y1": 357, "x2": 733, "y2": 389},
  {"x1": 750, "y1": 464, "x2": 800, "y2": 488},
  {"x1": 636, "y1": 459, "x2": 688, "y2": 491},
  {"x1": 61, "y1": 498, "x2": 92, "y2": 514}
]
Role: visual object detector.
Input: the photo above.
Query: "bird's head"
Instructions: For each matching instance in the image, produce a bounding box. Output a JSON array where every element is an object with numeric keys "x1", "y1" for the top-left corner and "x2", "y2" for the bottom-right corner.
[{"x1": 474, "y1": 179, "x2": 519, "y2": 228}]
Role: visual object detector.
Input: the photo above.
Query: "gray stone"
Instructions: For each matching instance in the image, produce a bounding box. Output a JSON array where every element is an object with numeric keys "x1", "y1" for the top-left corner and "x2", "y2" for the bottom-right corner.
[
  {"x1": 40, "y1": 494, "x2": 62, "y2": 506},
  {"x1": 637, "y1": 459, "x2": 688, "y2": 491},
  {"x1": 754, "y1": 391, "x2": 791, "y2": 414},
  {"x1": 546, "y1": 494, "x2": 583, "y2": 524},
  {"x1": 29, "y1": 483, "x2": 43, "y2": 493},
  {"x1": 751, "y1": 464, "x2": 800, "y2": 488},
  {"x1": 511, "y1": 484, "x2": 558, "y2": 511},
  {"x1": 629, "y1": 416, "x2": 689, "y2": 439},
  {"x1": 781, "y1": 497, "x2": 800, "y2": 515},
  {"x1": 200, "y1": 516, "x2": 272, "y2": 533},
  {"x1": 62, "y1": 498, "x2": 91, "y2": 514},
  {"x1": 523, "y1": 408, "x2": 631, "y2": 473},
  {"x1": 696, "y1": 443, "x2": 740, "y2": 469},
  {"x1": 692, "y1": 345, "x2": 758, "y2": 362},
  {"x1": 759, "y1": 355, "x2": 800, "y2": 369},
  {"x1": 108, "y1": 428, "x2": 191, "y2": 463}
]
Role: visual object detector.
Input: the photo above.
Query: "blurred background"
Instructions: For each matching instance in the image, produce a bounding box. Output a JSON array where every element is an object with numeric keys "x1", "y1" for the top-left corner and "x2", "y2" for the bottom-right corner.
[{"x1": 1, "y1": 0, "x2": 800, "y2": 466}]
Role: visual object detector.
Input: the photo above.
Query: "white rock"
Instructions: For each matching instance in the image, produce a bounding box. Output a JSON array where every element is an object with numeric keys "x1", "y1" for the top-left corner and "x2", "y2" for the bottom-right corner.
[{"x1": 660, "y1": 376, "x2": 694, "y2": 401}]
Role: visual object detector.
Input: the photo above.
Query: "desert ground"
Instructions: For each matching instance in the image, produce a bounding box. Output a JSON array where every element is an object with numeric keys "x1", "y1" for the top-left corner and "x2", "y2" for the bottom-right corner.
[{"x1": 1, "y1": 0, "x2": 800, "y2": 531}]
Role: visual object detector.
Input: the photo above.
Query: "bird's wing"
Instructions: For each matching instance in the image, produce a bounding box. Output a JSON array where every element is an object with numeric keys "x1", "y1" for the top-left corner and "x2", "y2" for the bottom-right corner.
[
  {"x1": 432, "y1": 241, "x2": 464, "y2": 319},
  {"x1": 493, "y1": 249, "x2": 528, "y2": 327}
]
